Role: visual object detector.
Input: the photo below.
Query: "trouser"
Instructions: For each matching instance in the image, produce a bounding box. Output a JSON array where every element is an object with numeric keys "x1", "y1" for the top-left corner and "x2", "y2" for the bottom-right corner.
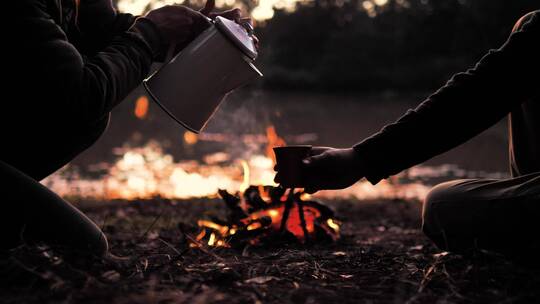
[
  {"x1": 422, "y1": 173, "x2": 540, "y2": 255},
  {"x1": 0, "y1": 115, "x2": 110, "y2": 256},
  {"x1": 422, "y1": 12, "x2": 540, "y2": 256}
]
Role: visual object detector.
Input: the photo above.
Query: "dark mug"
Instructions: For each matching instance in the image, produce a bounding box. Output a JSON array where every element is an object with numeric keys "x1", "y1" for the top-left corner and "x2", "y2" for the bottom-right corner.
[{"x1": 273, "y1": 145, "x2": 312, "y2": 188}]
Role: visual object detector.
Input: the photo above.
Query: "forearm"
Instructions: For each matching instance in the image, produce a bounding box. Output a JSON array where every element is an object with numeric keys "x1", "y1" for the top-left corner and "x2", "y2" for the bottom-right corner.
[
  {"x1": 73, "y1": 18, "x2": 162, "y2": 119},
  {"x1": 78, "y1": 11, "x2": 140, "y2": 54}
]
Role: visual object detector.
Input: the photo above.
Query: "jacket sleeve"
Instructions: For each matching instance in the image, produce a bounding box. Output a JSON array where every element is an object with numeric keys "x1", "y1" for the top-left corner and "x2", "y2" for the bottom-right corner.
[
  {"x1": 14, "y1": 0, "x2": 163, "y2": 123},
  {"x1": 77, "y1": 0, "x2": 145, "y2": 54},
  {"x1": 353, "y1": 12, "x2": 540, "y2": 184}
]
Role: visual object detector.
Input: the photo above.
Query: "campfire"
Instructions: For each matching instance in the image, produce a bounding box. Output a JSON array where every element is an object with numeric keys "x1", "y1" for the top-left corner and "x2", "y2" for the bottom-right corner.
[
  {"x1": 190, "y1": 185, "x2": 340, "y2": 248},
  {"x1": 187, "y1": 126, "x2": 340, "y2": 248}
]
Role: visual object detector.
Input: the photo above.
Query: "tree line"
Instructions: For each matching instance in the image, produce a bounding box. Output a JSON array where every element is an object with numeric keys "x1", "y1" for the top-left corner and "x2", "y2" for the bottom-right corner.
[{"x1": 255, "y1": 0, "x2": 538, "y2": 92}]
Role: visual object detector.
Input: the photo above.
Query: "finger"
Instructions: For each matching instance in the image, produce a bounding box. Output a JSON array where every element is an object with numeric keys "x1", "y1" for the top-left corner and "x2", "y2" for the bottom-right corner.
[
  {"x1": 252, "y1": 35, "x2": 260, "y2": 50},
  {"x1": 310, "y1": 146, "x2": 332, "y2": 156},
  {"x1": 302, "y1": 170, "x2": 325, "y2": 192},
  {"x1": 169, "y1": 7, "x2": 203, "y2": 25},
  {"x1": 215, "y1": 8, "x2": 241, "y2": 21},
  {"x1": 239, "y1": 17, "x2": 252, "y2": 25},
  {"x1": 200, "y1": 0, "x2": 215, "y2": 16},
  {"x1": 302, "y1": 153, "x2": 326, "y2": 169},
  {"x1": 301, "y1": 156, "x2": 327, "y2": 191}
]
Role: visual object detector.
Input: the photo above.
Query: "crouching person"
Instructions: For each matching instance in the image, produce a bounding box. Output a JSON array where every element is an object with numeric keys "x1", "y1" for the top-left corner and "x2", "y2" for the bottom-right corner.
[
  {"x1": 274, "y1": 11, "x2": 540, "y2": 257},
  {"x1": 1, "y1": 0, "x2": 243, "y2": 257}
]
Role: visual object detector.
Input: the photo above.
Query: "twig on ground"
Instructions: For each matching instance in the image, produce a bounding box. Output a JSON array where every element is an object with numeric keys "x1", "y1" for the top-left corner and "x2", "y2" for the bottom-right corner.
[{"x1": 139, "y1": 210, "x2": 165, "y2": 240}]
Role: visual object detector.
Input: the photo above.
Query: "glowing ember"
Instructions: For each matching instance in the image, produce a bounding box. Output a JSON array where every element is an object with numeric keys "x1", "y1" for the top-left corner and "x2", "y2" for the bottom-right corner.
[
  {"x1": 326, "y1": 218, "x2": 340, "y2": 232},
  {"x1": 134, "y1": 96, "x2": 149, "y2": 119},
  {"x1": 190, "y1": 186, "x2": 340, "y2": 248},
  {"x1": 183, "y1": 131, "x2": 198, "y2": 145}
]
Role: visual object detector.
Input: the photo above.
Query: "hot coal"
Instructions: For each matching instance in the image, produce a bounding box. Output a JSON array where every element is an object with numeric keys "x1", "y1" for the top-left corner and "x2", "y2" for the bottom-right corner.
[{"x1": 191, "y1": 186, "x2": 340, "y2": 248}]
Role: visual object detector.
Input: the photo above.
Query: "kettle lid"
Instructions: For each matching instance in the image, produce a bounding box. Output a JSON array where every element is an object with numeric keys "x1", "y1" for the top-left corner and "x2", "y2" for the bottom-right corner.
[{"x1": 214, "y1": 16, "x2": 258, "y2": 60}]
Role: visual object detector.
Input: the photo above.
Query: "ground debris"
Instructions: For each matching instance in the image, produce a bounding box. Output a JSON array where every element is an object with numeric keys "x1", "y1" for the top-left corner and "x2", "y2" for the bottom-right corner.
[{"x1": 1, "y1": 198, "x2": 539, "y2": 303}]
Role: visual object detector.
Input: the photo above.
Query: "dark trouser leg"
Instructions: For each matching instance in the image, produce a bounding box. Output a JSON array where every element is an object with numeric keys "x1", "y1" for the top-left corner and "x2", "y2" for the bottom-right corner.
[
  {"x1": 509, "y1": 11, "x2": 540, "y2": 176},
  {"x1": 422, "y1": 12, "x2": 540, "y2": 256},
  {"x1": 422, "y1": 173, "x2": 540, "y2": 255},
  {"x1": 0, "y1": 160, "x2": 108, "y2": 255},
  {"x1": 0, "y1": 115, "x2": 110, "y2": 255},
  {"x1": 509, "y1": 98, "x2": 540, "y2": 176}
]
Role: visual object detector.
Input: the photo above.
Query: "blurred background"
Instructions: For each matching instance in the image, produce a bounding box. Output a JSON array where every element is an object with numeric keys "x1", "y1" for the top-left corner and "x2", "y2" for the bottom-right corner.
[
  {"x1": 44, "y1": 0, "x2": 538, "y2": 200},
  {"x1": 118, "y1": 0, "x2": 537, "y2": 91}
]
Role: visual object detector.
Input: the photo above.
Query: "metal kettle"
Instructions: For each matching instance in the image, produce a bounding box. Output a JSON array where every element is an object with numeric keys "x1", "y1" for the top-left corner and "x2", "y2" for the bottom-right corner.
[{"x1": 143, "y1": 16, "x2": 263, "y2": 133}]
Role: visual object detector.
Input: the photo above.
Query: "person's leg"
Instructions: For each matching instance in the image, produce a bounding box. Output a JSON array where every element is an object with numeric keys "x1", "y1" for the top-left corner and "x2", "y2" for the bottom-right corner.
[
  {"x1": 509, "y1": 11, "x2": 540, "y2": 176},
  {"x1": 0, "y1": 160, "x2": 108, "y2": 255},
  {"x1": 0, "y1": 114, "x2": 110, "y2": 255},
  {"x1": 422, "y1": 11, "x2": 540, "y2": 256},
  {"x1": 422, "y1": 172, "x2": 540, "y2": 256},
  {"x1": 509, "y1": 99, "x2": 540, "y2": 176}
]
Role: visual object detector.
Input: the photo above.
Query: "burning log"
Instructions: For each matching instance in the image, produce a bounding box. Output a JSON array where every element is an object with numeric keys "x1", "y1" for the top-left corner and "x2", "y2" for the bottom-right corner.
[
  {"x1": 190, "y1": 186, "x2": 340, "y2": 248},
  {"x1": 217, "y1": 189, "x2": 247, "y2": 222}
]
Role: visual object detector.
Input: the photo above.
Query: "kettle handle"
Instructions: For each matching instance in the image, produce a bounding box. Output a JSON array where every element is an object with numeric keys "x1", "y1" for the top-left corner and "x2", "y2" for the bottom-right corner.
[{"x1": 240, "y1": 19, "x2": 254, "y2": 35}]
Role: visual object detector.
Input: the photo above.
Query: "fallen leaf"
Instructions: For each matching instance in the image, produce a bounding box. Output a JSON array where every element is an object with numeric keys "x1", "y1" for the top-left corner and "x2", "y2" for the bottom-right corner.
[{"x1": 245, "y1": 276, "x2": 280, "y2": 284}]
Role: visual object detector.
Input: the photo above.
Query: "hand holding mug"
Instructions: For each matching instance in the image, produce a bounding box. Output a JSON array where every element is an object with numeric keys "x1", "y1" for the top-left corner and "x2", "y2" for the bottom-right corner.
[
  {"x1": 274, "y1": 146, "x2": 366, "y2": 193},
  {"x1": 273, "y1": 145, "x2": 313, "y2": 188}
]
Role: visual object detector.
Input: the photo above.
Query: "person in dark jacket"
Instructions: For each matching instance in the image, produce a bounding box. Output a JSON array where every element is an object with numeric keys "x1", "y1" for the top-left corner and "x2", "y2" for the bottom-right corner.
[
  {"x1": 275, "y1": 11, "x2": 540, "y2": 256},
  {"x1": 0, "y1": 0, "x2": 243, "y2": 256}
]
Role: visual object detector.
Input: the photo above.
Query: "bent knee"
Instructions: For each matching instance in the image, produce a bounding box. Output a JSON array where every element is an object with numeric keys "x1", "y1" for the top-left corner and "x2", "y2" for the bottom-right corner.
[
  {"x1": 423, "y1": 180, "x2": 467, "y2": 219},
  {"x1": 93, "y1": 231, "x2": 109, "y2": 257},
  {"x1": 422, "y1": 180, "x2": 469, "y2": 242}
]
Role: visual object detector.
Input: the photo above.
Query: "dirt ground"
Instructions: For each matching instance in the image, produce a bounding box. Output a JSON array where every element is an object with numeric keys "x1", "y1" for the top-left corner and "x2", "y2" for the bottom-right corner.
[{"x1": 1, "y1": 198, "x2": 539, "y2": 304}]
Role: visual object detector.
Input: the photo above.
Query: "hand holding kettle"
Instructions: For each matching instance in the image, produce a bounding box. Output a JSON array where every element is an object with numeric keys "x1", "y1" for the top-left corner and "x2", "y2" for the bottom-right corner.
[{"x1": 145, "y1": 0, "x2": 251, "y2": 57}]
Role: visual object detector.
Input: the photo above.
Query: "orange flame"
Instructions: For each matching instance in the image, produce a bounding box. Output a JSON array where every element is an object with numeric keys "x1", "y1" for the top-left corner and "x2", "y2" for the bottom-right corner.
[
  {"x1": 247, "y1": 222, "x2": 263, "y2": 230},
  {"x1": 265, "y1": 125, "x2": 286, "y2": 162},
  {"x1": 134, "y1": 96, "x2": 149, "y2": 119},
  {"x1": 197, "y1": 220, "x2": 229, "y2": 235},
  {"x1": 184, "y1": 131, "x2": 198, "y2": 145},
  {"x1": 208, "y1": 233, "x2": 217, "y2": 246},
  {"x1": 239, "y1": 160, "x2": 250, "y2": 192},
  {"x1": 326, "y1": 218, "x2": 340, "y2": 233},
  {"x1": 238, "y1": 204, "x2": 322, "y2": 240}
]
